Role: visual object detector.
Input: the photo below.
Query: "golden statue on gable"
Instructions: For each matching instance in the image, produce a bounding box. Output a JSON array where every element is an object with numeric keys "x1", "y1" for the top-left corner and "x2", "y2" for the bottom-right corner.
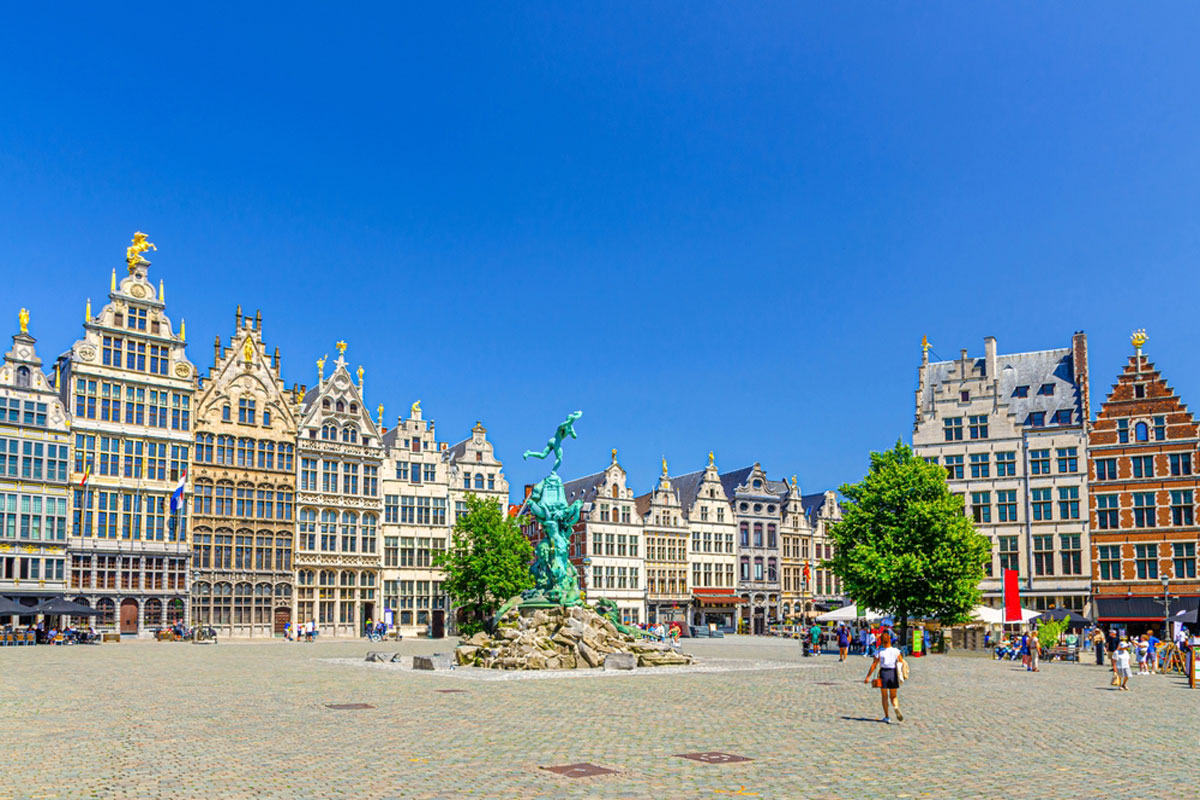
[
  {"x1": 18, "y1": 308, "x2": 29, "y2": 334},
  {"x1": 411, "y1": 400, "x2": 421, "y2": 416},
  {"x1": 243, "y1": 336, "x2": 254, "y2": 363},
  {"x1": 126, "y1": 232, "x2": 156, "y2": 273}
]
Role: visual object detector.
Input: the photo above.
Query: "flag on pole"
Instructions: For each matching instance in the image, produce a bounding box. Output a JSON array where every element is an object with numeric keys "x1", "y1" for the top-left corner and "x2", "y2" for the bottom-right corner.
[
  {"x1": 1002, "y1": 568, "x2": 1021, "y2": 623},
  {"x1": 170, "y1": 469, "x2": 187, "y2": 514},
  {"x1": 79, "y1": 460, "x2": 91, "y2": 488}
]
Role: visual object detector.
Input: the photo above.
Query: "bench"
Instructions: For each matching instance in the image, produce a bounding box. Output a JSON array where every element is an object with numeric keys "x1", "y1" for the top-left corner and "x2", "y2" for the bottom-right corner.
[
  {"x1": 102, "y1": 632, "x2": 120, "y2": 643},
  {"x1": 1046, "y1": 646, "x2": 1078, "y2": 663}
]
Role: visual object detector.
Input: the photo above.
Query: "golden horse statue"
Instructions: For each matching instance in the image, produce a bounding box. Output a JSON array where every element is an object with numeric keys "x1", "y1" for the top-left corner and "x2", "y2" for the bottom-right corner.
[{"x1": 126, "y1": 232, "x2": 156, "y2": 273}]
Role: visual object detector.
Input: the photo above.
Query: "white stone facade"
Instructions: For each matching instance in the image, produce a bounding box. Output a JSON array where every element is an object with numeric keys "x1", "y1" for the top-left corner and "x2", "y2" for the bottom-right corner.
[{"x1": 912, "y1": 335, "x2": 1092, "y2": 612}]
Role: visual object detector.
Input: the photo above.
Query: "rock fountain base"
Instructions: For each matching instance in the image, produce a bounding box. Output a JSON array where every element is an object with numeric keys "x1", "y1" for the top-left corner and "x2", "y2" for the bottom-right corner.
[{"x1": 455, "y1": 603, "x2": 694, "y2": 670}]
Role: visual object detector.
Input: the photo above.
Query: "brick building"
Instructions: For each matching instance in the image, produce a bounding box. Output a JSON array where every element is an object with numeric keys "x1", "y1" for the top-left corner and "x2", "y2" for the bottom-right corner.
[{"x1": 1089, "y1": 333, "x2": 1200, "y2": 631}]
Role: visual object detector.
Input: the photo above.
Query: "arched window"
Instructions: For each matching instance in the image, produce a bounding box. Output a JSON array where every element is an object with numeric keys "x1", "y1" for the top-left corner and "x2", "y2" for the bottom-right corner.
[
  {"x1": 349, "y1": 403, "x2": 357, "y2": 414},
  {"x1": 474, "y1": 474, "x2": 484, "y2": 489},
  {"x1": 361, "y1": 571, "x2": 376, "y2": 587},
  {"x1": 340, "y1": 570, "x2": 357, "y2": 587},
  {"x1": 611, "y1": 485, "x2": 619, "y2": 499},
  {"x1": 335, "y1": 400, "x2": 345, "y2": 413},
  {"x1": 341, "y1": 426, "x2": 358, "y2": 443},
  {"x1": 319, "y1": 569, "x2": 335, "y2": 586},
  {"x1": 71, "y1": 597, "x2": 92, "y2": 627},
  {"x1": 321, "y1": 424, "x2": 336, "y2": 440},
  {"x1": 1135, "y1": 422, "x2": 1149, "y2": 442},
  {"x1": 167, "y1": 597, "x2": 185, "y2": 622},
  {"x1": 298, "y1": 570, "x2": 314, "y2": 586},
  {"x1": 322, "y1": 399, "x2": 330, "y2": 410},
  {"x1": 15, "y1": 366, "x2": 30, "y2": 388},
  {"x1": 144, "y1": 598, "x2": 163, "y2": 628},
  {"x1": 341, "y1": 511, "x2": 358, "y2": 552},
  {"x1": 216, "y1": 436, "x2": 235, "y2": 465},
  {"x1": 213, "y1": 583, "x2": 233, "y2": 626},
  {"x1": 234, "y1": 582, "x2": 253, "y2": 626},
  {"x1": 740, "y1": 522, "x2": 749, "y2": 547},
  {"x1": 611, "y1": 507, "x2": 619, "y2": 523},
  {"x1": 276, "y1": 583, "x2": 292, "y2": 598}
]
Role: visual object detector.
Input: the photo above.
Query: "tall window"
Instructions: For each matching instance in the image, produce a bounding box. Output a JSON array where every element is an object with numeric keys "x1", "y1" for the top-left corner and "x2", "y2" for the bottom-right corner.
[
  {"x1": 968, "y1": 415, "x2": 988, "y2": 439},
  {"x1": 1170, "y1": 453, "x2": 1193, "y2": 476},
  {"x1": 1132, "y1": 492, "x2": 1156, "y2": 528},
  {"x1": 1033, "y1": 535, "x2": 1054, "y2": 576},
  {"x1": 1057, "y1": 487, "x2": 1079, "y2": 520},
  {"x1": 1131, "y1": 455, "x2": 1154, "y2": 478},
  {"x1": 739, "y1": 523, "x2": 748, "y2": 547},
  {"x1": 1060, "y1": 534, "x2": 1082, "y2": 575},
  {"x1": 300, "y1": 458, "x2": 317, "y2": 491},
  {"x1": 1029, "y1": 450, "x2": 1050, "y2": 475},
  {"x1": 1134, "y1": 543, "x2": 1158, "y2": 579},
  {"x1": 1117, "y1": 419, "x2": 1129, "y2": 443},
  {"x1": 969, "y1": 453, "x2": 990, "y2": 478},
  {"x1": 1170, "y1": 490, "x2": 1194, "y2": 526},
  {"x1": 1135, "y1": 422, "x2": 1149, "y2": 442},
  {"x1": 995, "y1": 452, "x2": 1016, "y2": 477},
  {"x1": 971, "y1": 491, "x2": 991, "y2": 524},
  {"x1": 944, "y1": 455, "x2": 964, "y2": 480},
  {"x1": 752, "y1": 523, "x2": 763, "y2": 547},
  {"x1": 1095, "y1": 458, "x2": 1117, "y2": 480},
  {"x1": 997, "y1": 490, "x2": 1017, "y2": 522},
  {"x1": 1173, "y1": 543, "x2": 1197, "y2": 579},
  {"x1": 998, "y1": 536, "x2": 1019, "y2": 573},
  {"x1": 1031, "y1": 488, "x2": 1052, "y2": 521},
  {"x1": 1154, "y1": 416, "x2": 1167, "y2": 440},
  {"x1": 1099, "y1": 496, "x2": 1118, "y2": 527},
  {"x1": 1056, "y1": 448, "x2": 1078, "y2": 473},
  {"x1": 238, "y1": 399, "x2": 256, "y2": 424},
  {"x1": 943, "y1": 417, "x2": 963, "y2": 441},
  {"x1": 1097, "y1": 545, "x2": 1120, "y2": 580}
]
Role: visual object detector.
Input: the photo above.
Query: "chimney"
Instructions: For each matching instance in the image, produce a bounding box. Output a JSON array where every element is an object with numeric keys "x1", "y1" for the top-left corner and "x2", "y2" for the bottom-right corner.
[
  {"x1": 984, "y1": 336, "x2": 997, "y2": 379},
  {"x1": 1072, "y1": 331, "x2": 1090, "y2": 427}
]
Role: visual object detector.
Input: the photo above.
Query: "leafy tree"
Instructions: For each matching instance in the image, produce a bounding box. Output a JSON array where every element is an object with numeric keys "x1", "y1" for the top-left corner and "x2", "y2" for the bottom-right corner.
[
  {"x1": 433, "y1": 493, "x2": 533, "y2": 636},
  {"x1": 827, "y1": 440, "x2": 991, "y2": 650},
  {"x1": 1036, "y1": 617, "x2": 1069, "y2": 652}
]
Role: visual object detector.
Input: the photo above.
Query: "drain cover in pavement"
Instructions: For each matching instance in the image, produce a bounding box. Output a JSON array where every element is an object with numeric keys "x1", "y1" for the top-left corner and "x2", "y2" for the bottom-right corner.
[
  {"x1": 324, "y1": 703, "x2": 375, "y2": 710},
  {"x1": 676, "y1": 752, "x2": 753, "y2": 764},
  {"x1": 540, "y1": 763, "x2": 617, "y2": 778}
]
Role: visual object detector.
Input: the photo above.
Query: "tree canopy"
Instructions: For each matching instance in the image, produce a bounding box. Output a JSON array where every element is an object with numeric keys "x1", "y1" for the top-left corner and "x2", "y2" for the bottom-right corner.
[
  {"x1": 433, "y1": 493, "x2": 533, "y2": 636},
  {"x1": 826, "y1": 440, "x2": 991, "y2": 643}
]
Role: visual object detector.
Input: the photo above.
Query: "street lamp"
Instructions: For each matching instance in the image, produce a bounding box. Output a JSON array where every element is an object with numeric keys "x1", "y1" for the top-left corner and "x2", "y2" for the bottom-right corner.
[{"x1": 1161, "y1": 575, "x2": 1171, "y2": 643}]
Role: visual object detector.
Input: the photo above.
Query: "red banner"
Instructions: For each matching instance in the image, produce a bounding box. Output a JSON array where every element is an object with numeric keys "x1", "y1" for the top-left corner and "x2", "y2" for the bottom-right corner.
[{"x1": 1002, "y1": 569, "x2": 1021, "y2": 623}]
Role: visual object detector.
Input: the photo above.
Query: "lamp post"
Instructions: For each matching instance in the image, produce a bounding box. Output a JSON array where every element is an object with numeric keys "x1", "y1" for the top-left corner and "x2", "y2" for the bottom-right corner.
[{"x1": 1161, "y1": 575, "x2": 1171, "y2": 643}]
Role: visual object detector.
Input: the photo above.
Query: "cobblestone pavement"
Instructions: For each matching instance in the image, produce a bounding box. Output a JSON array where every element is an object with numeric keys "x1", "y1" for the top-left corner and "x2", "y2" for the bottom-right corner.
[{"x1": 2, "y1": 636, "x2": 1195, "y2": 799}]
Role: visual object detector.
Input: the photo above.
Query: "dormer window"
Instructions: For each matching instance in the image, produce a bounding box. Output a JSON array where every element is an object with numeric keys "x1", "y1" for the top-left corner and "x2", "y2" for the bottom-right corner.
[
  {"x1": 1134, "y1": 384, "x2": 1146, "y2": 398},
  {"x1": 753, "y1": 479, "x2": 762, "y2": 489},
  {"x1": 349, "y1": 403, "x2": 357, "y2": 414},
  {"x1": 322, "y1": 399, "x2": 330, "y2": 410},
  {"x1": 1013, "y1": 386, "x2": 1029, "y2": 398},
  {"x1": 1038, "y1": 384, "x2": 1055, "y2": 396},
  {"x1": 960, "y1": 391, "x2": 969, "y2": 402},
  {"x1": 1026, "y1": 412, "x2": 1046, "y2": 427},
  {"x1": 1052, "y1": 409, "x2": 1073, "y2": 425},
  {"x1": 335, "y1": 401, "x2": 345, "y2": 413}
]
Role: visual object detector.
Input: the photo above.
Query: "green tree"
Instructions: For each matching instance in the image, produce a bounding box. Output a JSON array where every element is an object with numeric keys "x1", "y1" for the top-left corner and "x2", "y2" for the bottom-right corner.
[
  {"x1": 1036, "y1": 617, "x2": 1069, "y2": 652},
  {"x1": 827, "y1": 440, "x2": 991, "y2": 650},
  {"x1": 433, "y1": 493, "x2": 534, "y2": 636}
]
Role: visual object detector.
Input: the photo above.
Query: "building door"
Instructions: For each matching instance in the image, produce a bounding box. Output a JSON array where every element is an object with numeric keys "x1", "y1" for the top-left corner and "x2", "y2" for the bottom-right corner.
[
  {"x1": 119, "y1": 599, "x2": 139, "y2": 634},
  {"x1": 431, "y1": 610, "x2": 445, "y2": 639},
  {"x1": 361, "y1": 602, "x2": 375, "y2": 635},
  {"x1": 273, "y1": 607, "x2": 290, "y2": 635}
]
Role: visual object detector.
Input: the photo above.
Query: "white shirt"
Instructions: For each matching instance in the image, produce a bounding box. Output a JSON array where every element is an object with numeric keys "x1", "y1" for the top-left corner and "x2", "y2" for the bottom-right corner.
[
  {"x1": 1114, "y1": 649, "x2": 1130, "y2": 670},
  {"x1": 878, "y1": 646, "x2": 902, "y2": 669}
]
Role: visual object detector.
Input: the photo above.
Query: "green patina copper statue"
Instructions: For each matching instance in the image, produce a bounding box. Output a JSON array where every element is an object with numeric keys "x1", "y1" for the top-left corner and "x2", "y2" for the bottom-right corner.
[{"x1": 519, "y1": 410, "x2": 585, "y2": 607}]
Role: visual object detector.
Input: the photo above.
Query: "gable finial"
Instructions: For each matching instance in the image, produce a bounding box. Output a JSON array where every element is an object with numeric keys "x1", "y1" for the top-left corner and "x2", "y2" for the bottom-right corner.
[{"x1": 1131, "y1": 329, "x2": 1148, "y2": 357}]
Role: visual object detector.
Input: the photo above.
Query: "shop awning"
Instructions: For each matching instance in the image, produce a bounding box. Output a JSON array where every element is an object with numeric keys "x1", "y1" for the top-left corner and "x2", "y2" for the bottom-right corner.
[
  {"x1": 692, "y1": 589, "x2": 738, "y2": 603},
  {"x1": 1094, "y1": 595, "x2": 1199, "y2": 621}
]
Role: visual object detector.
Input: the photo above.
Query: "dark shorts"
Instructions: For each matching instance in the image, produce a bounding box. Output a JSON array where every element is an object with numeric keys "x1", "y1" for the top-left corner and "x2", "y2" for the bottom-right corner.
[{"x1": 879, "y1": 667, "x2": 900, "y2": 689}]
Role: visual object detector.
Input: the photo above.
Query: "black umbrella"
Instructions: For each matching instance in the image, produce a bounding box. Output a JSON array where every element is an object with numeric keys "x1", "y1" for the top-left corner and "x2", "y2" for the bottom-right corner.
[
  {"x1": 0, "y1": 597, "x2": 26, "y2": 615},
  {"x1": 33, "y1": 598, "x2": 101, "y2": 616},
  {"x1": 1034, "y1": 608, "x2": 1089, "y2": 627},
  {"x1": 1177, "y1": 608, "x2": 1198, "y2": 625}
]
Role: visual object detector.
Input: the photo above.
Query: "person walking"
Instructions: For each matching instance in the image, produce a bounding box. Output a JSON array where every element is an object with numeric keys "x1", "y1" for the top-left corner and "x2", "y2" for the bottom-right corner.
[
  {"x1": 837, "y1": 625, "x2": 850, "y2": 662},
  {"x1": 1146, "y1": 631, "x2": 1160, "y2": 674},
  {"x1": 1113, "y1": 639, "x2": 1132, "y2": 690},
  {"x1": 1136, "y1": 634, "x2": 1150, "y2": 675},
  {"x1": 809, "y1": 622, "x2": 822, "y2": 657},
  {"x1": 864, "y1": 632, "x2": 907, "y2": 723},
  {"x1": 1028, "y1": 628, "x2": 1040, "y2": 672}
]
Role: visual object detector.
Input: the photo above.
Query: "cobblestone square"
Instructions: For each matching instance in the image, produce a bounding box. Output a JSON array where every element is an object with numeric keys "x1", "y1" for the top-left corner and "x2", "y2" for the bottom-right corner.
[{"x1": 2, "y1": 637, "x2": 1193, "y2": 799}]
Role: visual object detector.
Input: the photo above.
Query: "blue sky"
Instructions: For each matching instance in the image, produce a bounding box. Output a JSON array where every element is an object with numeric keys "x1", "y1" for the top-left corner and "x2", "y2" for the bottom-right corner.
[{"x1": 3, "y1": 4, "x2": 1199, "y2": 498}]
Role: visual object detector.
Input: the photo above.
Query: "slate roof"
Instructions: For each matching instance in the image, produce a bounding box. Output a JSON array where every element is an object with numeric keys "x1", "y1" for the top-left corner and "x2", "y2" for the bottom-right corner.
[
  {"x1": 442, "y1": 436, "x2": 470, "y2": 462},
  {"x1": 801, "y1": 492, "x2": 830, "y2": 525},
  {"x1": 923, "y1": 346, "x2": 1083, "y2": 426},
  {"x1": 561, "y1": 470, "x2": 609, "y2": 506}
]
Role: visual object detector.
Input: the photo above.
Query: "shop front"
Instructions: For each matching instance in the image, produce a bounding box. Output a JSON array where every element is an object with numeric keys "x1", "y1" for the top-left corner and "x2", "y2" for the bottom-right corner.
[{"x1": 691, "y1": 588, "x2": 737, "y2": 632}]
